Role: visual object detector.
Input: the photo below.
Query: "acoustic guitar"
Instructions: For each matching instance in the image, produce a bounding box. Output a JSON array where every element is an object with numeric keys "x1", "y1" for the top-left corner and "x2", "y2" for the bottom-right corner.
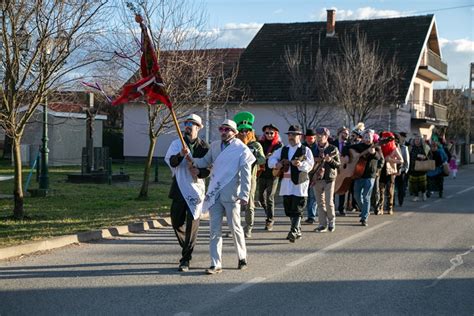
[
  {"x1": 272, "y1": 154, "x2": 306, "y2": 178},
  {"x1": 310, "y1": 151, "x2": 338, "y2": 185},
  {"x1": 334, "y1": 141, "x2": 386, "y2": 195}
]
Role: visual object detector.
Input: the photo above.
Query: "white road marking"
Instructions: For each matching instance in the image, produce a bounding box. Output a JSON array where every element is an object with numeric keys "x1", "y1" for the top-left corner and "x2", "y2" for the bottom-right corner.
[
  {"x1": 455, "y1": 186, "x2": 474, "y2": 195},
  {"x1": 425, "y1": 245, "x2": 474, "y2": 288},
  {"x1": 401, "y1": 212, "x2": 414, "y2": 217},
  {"x1": 419, "y1": 204, "x2": 431, "y2": 209},
  {"x1": 446, "y1": 195, "x2": 454, "y2": 199},
  {"x1": 174, "y1": 312, "x2": 191, "y2": 316},
  {"x1": 286, "y1": 221, "x2": 393, "y2": 267},
  {"x1": 434, "y1": 199, "x2": 442, "y2": 203},
  {"x1": 228, "y1": 277, "x2": 266, "y2": 293}
]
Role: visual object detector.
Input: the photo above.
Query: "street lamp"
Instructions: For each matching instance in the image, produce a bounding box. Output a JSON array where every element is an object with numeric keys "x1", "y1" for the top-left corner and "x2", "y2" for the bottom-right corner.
[{"x1": 35, "y1": 32, "x2": 68, "y2": 192}]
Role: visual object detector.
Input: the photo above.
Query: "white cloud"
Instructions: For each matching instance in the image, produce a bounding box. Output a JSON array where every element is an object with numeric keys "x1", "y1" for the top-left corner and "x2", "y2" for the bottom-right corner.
[
  {"x1": 273, "y1": 9, "x2": 284, "y2": 15},
  {"x1": 314, "y1": 6, "x2": 406, "y2": 20},
  {"x1": 439, "y1": 38, "x2": 474, "y2": 53},
  {"x1": 212, "y1": 23, "x2": 263, "y2": 48}
]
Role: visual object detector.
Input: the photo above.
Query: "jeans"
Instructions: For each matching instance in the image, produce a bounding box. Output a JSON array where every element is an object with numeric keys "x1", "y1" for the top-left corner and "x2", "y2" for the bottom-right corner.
[
  {"x1": 306, "y1": 186, "x2": 318, "y2": 219},
  {"x1": 354, "y1": 178, "x2": 375, "y2": 222}
]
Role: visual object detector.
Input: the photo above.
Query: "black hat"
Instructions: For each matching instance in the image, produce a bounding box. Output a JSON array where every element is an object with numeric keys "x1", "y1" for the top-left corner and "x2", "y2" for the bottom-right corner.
[
  {"x1": 285, "y1": 125, "x2": 304, "y2": 135},
  {"x1": 398, "y1": 132, "x2": 408, "y2": 138},
  {"x1": 262, "y1": 124, "x2": 279, "y2": 132},
  {"x1": 305, "y1": 128, "x2": 316, "y2": 136}
]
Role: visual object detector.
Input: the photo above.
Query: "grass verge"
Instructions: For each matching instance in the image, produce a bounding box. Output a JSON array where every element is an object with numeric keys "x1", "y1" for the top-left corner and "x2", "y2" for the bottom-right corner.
[{"x1": 0, "y1": 160, "x2": 172, "y2": 247}]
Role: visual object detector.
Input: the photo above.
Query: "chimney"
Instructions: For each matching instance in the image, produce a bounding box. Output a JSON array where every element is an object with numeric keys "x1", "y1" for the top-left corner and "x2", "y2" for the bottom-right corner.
[{"x1": 326, "y1": 9, "x2": 336, "y2": 37}]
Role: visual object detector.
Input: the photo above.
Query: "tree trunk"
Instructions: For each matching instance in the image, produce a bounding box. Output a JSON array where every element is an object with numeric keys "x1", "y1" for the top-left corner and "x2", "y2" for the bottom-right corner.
[
  {"x1": 138, "y1": 136, "x2": 157, "y2": 200},
  {"x1": 12, "y1": 136, "x2": 24, "y2": 219}
]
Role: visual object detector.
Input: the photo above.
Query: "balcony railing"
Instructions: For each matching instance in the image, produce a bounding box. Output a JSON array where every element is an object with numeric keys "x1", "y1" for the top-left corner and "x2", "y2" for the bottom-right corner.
[
  {"x1": 409, "y1": 100, "x2": 448, "y2": 125},
  {"x1": 419, "y1": 49, "x2": 448, "y2": 79}
]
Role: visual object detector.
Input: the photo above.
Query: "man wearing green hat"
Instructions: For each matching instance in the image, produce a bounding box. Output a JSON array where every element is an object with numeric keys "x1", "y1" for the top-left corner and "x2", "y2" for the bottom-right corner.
[{"x1": 234, "y1": 111, "x2": 266, "y2": 238}]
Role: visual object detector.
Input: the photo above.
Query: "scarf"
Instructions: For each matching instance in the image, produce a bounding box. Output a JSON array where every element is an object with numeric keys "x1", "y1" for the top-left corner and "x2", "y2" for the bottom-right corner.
[
  {"x1": 203, "y1": 138, "x2": 256, "y2": 212},
  {"x1": 165, "y1": 139, "x2": 206, "y2": 220}
]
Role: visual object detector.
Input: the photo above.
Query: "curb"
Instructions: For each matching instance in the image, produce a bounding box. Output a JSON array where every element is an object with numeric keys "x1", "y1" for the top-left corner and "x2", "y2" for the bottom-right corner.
[{"x1": 0, "y1": 217, "x2": 172, "y2": 261}]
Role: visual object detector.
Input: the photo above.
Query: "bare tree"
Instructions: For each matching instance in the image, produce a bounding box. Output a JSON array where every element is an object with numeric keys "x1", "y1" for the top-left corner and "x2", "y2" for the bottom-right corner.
[
  {"x1": 0, "y1": 0, "x2": 109, "y2": 219},
  {"x1": 319, "y1": 29, "x2": 402, "y2": 127},
  {"x1": 281, "y1": 44, "x2": 330, "y2": 131},
  {"x1": 434, "y1": 88, "x2": 469, "y2": 141},
  {"x1": 108, "y1": 1, "x2": 240, "y2": 199}
]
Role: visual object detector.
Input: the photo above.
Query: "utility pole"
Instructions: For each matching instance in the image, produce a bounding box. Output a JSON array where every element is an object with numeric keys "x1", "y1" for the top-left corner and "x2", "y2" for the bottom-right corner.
[
  {"x1": 85, "y1": 93, "x2": 95, "y2": 173},
  {"x1": 205, "y1": 76, "x2": 211, "y2": 143},
  {"x1": 466, "y1": 62, "x2": 474, "y2": 164}
]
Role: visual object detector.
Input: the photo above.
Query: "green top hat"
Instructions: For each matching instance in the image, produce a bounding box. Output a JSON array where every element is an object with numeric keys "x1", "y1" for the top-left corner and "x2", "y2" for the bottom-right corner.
[{"x1": 233, "y1": 111, "x2": 255, "y2": 131}]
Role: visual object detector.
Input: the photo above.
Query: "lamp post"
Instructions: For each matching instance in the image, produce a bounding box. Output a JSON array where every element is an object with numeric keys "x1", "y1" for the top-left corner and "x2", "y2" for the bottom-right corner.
[
  {"x1": 38, "y1": 94, "x2": 49, "y2": 190},
  {"x1": 36, "y1": 31, "x2": 67, "y2": 192}
]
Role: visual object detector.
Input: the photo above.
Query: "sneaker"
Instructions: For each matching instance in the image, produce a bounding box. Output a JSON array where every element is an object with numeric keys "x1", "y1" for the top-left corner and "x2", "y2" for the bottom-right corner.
[
  {"x1": 287, "y1": 231, "x2": 296, "y2": 242},
  {"x1": 388, "y1": 210, "x2": 394, "y2": 215},
  {"x1": 328, "y1": 226, "x2": 335, "y2": 232},
  {"x1": 296, "y1": 232, "x2": 303, "y2": 239},
  {"x1": 304, "y1": 218, "x2": 315, "y2": 224},
  {"x1": 178, "y1": 261, "x2": 189, "y2": 272},
  {"x1": 412, "y1": 196, "x2": 419, "y2": 202},
  {"x1": 360, "y1": 220, "x2": 368, "y2": 227},
  {"x1": 238, "y1": 259, "x2": 248, "y2": 270},
  {"x1": 315, "y1": 226, "x2": 328, "y2": 233},
  {"x1": 338, "y1": 211, "x2": 346, "y2": 217},
  {"x1": 205, "y1": 266, "x2": 223, "y2": 275},
  {"x1": 265, "y1": 221, "x2": 274, "y2": 231},
  {"x1": 244, "y1": 227, "x2": 252, "y2": 238}
]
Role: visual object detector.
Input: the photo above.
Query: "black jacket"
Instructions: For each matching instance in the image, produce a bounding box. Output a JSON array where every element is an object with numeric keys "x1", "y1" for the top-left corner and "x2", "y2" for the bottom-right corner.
[
  {"x1": 259, "y1": 139, "x2": 283, "y2": 179},
  {"x1": 313, "y1": 143, "x2": 340, "y2": 181},
  {"x1": 168, "y1": 137, "x2": 210, "y2": 201}
]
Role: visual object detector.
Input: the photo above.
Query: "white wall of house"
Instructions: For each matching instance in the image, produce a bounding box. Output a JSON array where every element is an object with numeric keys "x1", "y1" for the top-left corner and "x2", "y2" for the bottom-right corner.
[
  {"x1": 21, "y1": 112, "x2": 104, "y2": 166},
  {"x1": 124, "y1": 102, "x2": 413, "y2": 158}
]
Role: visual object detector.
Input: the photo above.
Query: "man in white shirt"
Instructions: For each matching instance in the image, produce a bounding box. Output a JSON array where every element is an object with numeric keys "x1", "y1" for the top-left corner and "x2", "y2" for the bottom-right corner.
[
  {"x1": 268, "y1": 125, "x2": 314, "y2": 242},
  {"x1": 186, "y1": 119, "x2": 255, "y2": 274}
]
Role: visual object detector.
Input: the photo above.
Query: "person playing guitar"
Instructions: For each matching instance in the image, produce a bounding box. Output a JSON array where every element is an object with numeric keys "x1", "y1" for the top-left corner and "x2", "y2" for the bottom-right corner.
[
  {"x1": 311, "y1": 127, "x2": 341, "y2": 233},
  {"x1": 345, "y1": 129, "x2": 384, "y2": 227},
  {"x1": 268, "y1": 125, "x2": 315, "y2": 243},
  {"x1": 257, "y1": 124, "x2": 283, "y2": 231}
]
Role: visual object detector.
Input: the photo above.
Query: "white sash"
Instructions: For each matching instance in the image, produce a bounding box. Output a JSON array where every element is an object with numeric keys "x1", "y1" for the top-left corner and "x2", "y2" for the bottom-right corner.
[
  {"x1": 203, "y1": 138, "x2": 256, "y2": 212},
  {"x1": 165, "y1": 139, "x2": 206, "y2": 220}
]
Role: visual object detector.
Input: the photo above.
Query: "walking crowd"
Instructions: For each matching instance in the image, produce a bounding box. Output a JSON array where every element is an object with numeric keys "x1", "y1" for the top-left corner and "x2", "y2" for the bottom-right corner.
[{"x1": 165, "y1": 112, "x2": 457, "y2": 274}]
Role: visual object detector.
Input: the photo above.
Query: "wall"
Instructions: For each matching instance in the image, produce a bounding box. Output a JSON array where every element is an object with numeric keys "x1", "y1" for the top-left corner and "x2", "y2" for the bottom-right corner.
[
  {"x1": 22, "y1": 112, "x2": 104, "y2": 166},
  {"x1": 124, "y1": 102, "x2": 416, "y2": 158}
]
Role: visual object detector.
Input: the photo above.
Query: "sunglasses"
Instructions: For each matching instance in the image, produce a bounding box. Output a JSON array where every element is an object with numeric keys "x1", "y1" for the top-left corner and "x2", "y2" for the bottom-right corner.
[
  {"x1": 184, "y1": 121, "x2": 198, "y2": 127},
  {"x1": 219, "y1": 126, "x2": 233, "y2": 133},
  {"x1": 265, "y1": 132, "x2": 275, "y2": 135}
]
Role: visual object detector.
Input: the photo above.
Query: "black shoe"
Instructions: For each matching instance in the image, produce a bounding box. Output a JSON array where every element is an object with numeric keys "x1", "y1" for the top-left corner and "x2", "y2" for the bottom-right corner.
[
  {"x1": 296, "y1": 232, "x2": 303, "y2": 239},
  {"x1": 287, "y1": 231, "x2": 296, "y2": 243},
  {"x1": 304, "y1": 218, "x2": 315, "y2": 224},
  {"x1": 338, "y1": 212, "x2": 346, "y2": 217},
  {"x1": 178, "y1": 260, "x2": 189, "y2": 272},
  {"x1": 360, "y1": 220, "x2": 368, "y2": 227},
  {"x1": 328, "y1": 226, "x2": 335, "y2": 232},
  {"x1": 238, "y1": 259, "x2": 248, "y2": 270},
  {"x1": 265, "y1": 220, "x2": 274, "y2": 231},
  {"x1": 205, "y1": 266, "x2": 223, "y2": 274}
]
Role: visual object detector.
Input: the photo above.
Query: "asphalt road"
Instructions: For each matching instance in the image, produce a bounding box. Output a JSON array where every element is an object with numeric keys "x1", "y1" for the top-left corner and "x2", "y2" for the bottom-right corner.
[{"x1": 1, "y1": 167, "x2": 473, "y2": 315}]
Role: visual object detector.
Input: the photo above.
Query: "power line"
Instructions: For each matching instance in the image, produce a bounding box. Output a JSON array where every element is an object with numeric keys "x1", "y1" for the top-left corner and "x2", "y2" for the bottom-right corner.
[{"x1": 213, "y1": 4, "x2": 474, "y2": 32}]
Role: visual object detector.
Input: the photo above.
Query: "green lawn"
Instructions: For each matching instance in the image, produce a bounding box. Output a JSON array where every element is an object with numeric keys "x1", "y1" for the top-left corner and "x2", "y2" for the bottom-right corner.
[{"x1": 0, "y1": 160, "x2": 172, "y2": 247}]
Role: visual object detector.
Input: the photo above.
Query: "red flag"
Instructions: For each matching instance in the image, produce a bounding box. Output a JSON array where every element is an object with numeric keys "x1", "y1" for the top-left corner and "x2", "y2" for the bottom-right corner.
[{"x1": 112, "y1": 15, "x2": 172, "y2": 108}]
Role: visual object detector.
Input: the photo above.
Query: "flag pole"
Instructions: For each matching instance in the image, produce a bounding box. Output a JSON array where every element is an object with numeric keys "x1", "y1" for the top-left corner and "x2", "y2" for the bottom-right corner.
[{"x1": 169, "y1": 107, "x2": 187, "y2": 151}]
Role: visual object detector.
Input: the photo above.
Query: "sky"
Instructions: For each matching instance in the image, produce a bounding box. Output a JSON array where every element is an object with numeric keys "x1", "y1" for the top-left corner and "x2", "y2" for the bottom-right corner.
[{"x1": 201, "y1": 0, "x2": 474, "y2": 89}]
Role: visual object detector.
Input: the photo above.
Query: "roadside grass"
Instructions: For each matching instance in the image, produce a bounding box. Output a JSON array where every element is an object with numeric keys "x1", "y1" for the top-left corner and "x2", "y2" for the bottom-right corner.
[{"x1": 0, "y1": 160, "x2": 172, "y2": 247}]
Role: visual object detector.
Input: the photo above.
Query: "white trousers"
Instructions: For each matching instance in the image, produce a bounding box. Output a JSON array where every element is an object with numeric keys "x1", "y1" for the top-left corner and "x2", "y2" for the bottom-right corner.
[{"x1": 209, "y1": 200, "x2": 247, "y2": 268}]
